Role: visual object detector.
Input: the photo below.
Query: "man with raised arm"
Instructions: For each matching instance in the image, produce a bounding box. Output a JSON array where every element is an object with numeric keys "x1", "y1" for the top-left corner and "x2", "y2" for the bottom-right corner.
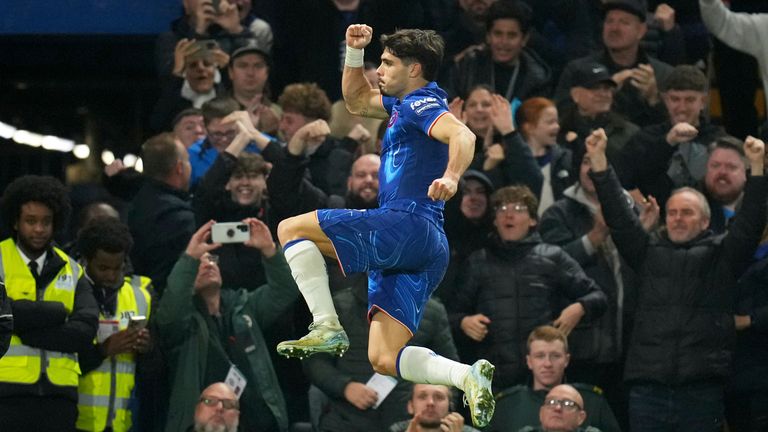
[
  {"x1": 274, "y1": 24, "x2": 496, "y2": 427},
  {"x1": 584, "y1": 127, "x2": 768, "y2": 432}
]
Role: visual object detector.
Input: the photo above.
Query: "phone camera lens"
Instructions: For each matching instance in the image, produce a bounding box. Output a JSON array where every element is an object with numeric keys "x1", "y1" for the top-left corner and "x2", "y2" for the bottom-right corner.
[{"x1": 226, "y1": 229, "x2": 235, "y2": 237}]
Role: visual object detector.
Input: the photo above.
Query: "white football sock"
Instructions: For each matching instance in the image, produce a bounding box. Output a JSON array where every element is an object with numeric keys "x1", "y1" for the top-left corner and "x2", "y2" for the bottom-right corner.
[
  {"x1": 283, "y1": 239, "x2": 339, "y2": 326},
  {"x1": 397, "y1": 346, "x2": 470, "y2": 390}
]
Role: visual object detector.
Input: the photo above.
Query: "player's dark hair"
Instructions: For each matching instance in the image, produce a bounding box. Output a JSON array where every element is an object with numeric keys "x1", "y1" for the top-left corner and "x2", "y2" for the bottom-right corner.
[{"x1": 380, "y1": 29, "x2": 445, "y2": 82}]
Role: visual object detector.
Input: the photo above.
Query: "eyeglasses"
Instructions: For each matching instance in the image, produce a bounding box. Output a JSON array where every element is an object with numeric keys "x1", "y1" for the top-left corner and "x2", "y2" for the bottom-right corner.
[
  {"x1": 209, "y1": 130, "x2": 237, "y2": 142},
  {"x1": 199, "y1": 396, "x2": 239, "y2": 410},
  {"x1": 543, "y1": 398, "x2": 582, "y2": 412},
  {"x1": 495, "y1": 203, "x2": 529, "y2": 214}
]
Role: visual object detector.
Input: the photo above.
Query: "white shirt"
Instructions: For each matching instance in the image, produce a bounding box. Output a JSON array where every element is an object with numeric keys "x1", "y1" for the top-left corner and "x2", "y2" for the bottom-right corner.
[{"x1": 16, "y1": 244, "x2": 46, "y2": 276}]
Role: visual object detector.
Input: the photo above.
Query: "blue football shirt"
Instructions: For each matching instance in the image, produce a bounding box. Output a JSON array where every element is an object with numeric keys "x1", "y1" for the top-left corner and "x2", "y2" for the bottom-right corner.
[{"x1": 380, "y1": 82, "x2": 450, "y2": 217}]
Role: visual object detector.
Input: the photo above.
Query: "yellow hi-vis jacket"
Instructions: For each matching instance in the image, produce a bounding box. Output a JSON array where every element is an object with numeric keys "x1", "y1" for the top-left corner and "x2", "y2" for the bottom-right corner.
[
  {"x1": 76, "y1": 274, "x2": 151, "y2": 432},
  {"x1": 0, "y1": 238, "x2": 82, "y2": 387}
]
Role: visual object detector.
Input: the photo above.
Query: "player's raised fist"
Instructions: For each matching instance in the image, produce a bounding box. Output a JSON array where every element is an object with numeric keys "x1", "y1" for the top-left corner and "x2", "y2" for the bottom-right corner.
[{"x1": 346, "y1": 24, "x2": 373, "y2": 50}]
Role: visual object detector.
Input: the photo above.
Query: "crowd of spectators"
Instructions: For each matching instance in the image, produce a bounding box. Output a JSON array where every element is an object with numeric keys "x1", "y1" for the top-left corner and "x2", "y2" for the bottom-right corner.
[{"x1": 2, "y1": 0, "x2": 768, "y2": 431}]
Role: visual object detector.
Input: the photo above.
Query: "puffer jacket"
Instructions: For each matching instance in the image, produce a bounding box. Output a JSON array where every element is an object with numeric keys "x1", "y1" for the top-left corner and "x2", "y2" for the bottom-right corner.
[
  {"x1": 448, "y1": 232, "x2": 607, "y2": 391},
  {"x1": 591, "y1": 167, "x2": 768, "y2": 384}
]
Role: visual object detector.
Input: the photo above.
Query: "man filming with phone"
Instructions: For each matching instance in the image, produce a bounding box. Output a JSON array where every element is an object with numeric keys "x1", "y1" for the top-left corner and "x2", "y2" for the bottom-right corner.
[
  {"x1": 158, "y1": 218, "x2": 299, "y2": 431},
  {"x1": 75, "y1": 216, "x2": 153, "y2": 432}
]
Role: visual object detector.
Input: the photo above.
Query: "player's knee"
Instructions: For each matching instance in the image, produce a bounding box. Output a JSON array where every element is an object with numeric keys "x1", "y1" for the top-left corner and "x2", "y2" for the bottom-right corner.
[
  {"x1": 368, "y1": 350, "x2": 397, "y2": 376},
  {"x1": 277, "y1": 217, "x2": 298, "y2": 245}
]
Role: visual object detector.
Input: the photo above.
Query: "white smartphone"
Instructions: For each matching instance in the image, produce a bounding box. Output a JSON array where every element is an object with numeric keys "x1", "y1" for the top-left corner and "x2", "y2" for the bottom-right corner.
[
  {"x1": 211, "y1": 222, "x2": 250, "y2": 244},
  {"x1": 128, "y1": 315, "x2": 147, "y2": 331}
]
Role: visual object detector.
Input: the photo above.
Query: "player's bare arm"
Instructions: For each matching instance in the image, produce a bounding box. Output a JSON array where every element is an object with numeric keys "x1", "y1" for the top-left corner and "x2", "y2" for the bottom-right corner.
[
  {"x1": 342, "y1": 24, "x2": 388, "y2": 120},
  {"x1": 428, "y1": 113, "x2": 476, "y2": 201}
]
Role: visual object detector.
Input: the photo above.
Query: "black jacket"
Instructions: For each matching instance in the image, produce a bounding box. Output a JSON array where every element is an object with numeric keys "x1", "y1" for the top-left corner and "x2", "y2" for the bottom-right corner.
[
  {"x1": 447, "y1": 48, "x2": 552, "y2": 101},
  {"x1": 557, "y1": 105, "x2": 640, "y2": 169},
  {"x1": 448, "y1": 232, "x2": 607, "y2": 391},
  {"x1": 591, "y1": 167, "x2": 768, "y2": 384},
  {"x1": 127, "y1": 178, "x2": 195, "y2": 295},
  {"x1": 540, "y1": 188, "x2": 640, "y2": 363}
]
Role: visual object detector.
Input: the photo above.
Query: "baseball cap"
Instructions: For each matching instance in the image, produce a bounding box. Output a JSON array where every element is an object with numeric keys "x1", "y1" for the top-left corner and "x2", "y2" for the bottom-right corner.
[
  {"x1": 570, "y1": 61, "x2": 617, "y2": 89},
  {"x1": 602, "y1": 0, "x2": 647, "y2": 22},
  {"x1": 230, "y1": 41, "x2": 270, "y2": 65}
]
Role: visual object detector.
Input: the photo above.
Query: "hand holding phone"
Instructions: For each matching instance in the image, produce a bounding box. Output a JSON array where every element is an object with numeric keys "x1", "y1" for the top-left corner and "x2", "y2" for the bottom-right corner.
[
  {"x1": 128, "y1": 315, "x2": 147, "y2": 331},
  {"x1": 211, "y1": 222, "x2": 251, "y2": 244}
]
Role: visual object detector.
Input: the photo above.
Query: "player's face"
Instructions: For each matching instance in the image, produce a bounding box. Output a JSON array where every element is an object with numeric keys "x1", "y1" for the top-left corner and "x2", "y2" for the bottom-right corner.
[
  {"x1": 228, "y1": 53, "x2": 269, "y2": 95},
  {"x1": 464, "y1": 88, "x2": 493, "y2": 134},
  {"x1": 663, "y1": 90, "x2": 707, "y2": 126},
  {"x1": 194, "y1": 383, "x2": 240, "y2": 432},
  {"x1": 174, "y1": 114, "x2": 206, "y2": 148},
  {"x1": 486, "y1": 18, "x2": 528, "y2": 65},
  {"x1": 377, "y1": 50, "x2": 411, "y2": 98},
  {"x1": 15, "y1": 201, "x2": 54, "y2": 256},
  {"x1": 705, "y1": 148, "x2": 746, "y2": 205},
  {"x1": 665, "y1": 191, "x2": 709, "y2": 244},
  {"x1": 87, "y1": 250, "x2": 125, "y2": 290},
  {"x1": 460, "y1": 179, "x2": 488, "y2": 221},
  {"x1": 226, "y1": 171, "x2": 267, "y2": 207},
  {"x1": 527, "y1": 340, "x2": 569, "y2": 390},
  {"x1": 494, "y1": 201, "x2": 536, "y2": 241},
  {"x1": 408, "y1": 384, "x2": 452, "y2": 428}
]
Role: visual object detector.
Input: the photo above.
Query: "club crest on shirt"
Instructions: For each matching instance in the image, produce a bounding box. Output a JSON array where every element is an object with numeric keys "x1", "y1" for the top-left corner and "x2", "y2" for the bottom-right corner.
[{"x1": 388, "y1": 110, "x2": 399, "y2": 127}]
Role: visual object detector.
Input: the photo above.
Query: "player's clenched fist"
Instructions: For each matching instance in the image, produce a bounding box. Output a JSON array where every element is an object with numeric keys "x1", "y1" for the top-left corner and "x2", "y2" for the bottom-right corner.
[
  {"x1": 346, "y1": 24, "x2": 373, "y2": 49},
  {"x1": 428, "y1": 177, "x2": 458, "y2": 201}
]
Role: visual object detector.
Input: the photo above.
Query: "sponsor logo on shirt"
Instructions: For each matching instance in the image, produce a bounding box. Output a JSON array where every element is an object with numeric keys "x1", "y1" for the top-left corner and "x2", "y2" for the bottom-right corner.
[{"x1": 410, "y1": 97, "x2": 440, "y2": 115}]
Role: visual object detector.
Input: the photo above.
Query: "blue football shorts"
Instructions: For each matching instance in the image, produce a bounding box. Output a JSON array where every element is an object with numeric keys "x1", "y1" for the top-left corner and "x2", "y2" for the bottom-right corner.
[{"x1": 317, "y1": 207, "x2": 449, "y2": 334}]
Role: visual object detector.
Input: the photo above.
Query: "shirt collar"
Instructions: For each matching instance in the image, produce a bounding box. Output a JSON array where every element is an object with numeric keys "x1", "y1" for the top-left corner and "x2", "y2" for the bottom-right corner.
[{"x1": 16, "y1": 243, "x2": 47, "y2": 274}]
